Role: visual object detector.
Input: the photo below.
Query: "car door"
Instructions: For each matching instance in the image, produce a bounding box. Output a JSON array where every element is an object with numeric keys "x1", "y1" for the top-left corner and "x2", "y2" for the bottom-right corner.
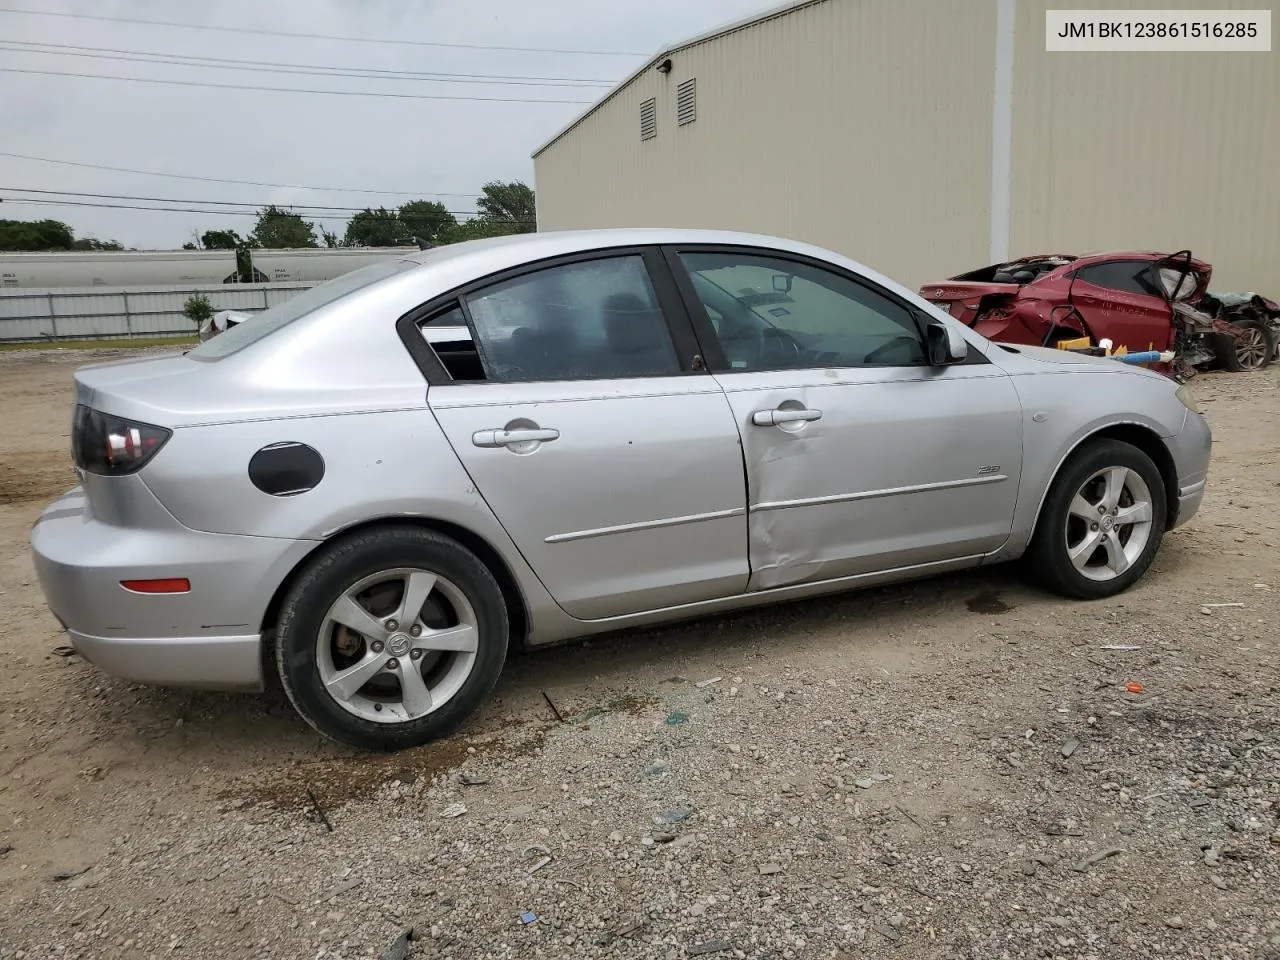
[
  {"x1": 1069, "y1": 259, "x2": 1174, "y2": 352},
  {"x1": 663, "y1": 245, "x2": 1025, "y2": 591},
  {"x1": 420, "y1": 248, "x2": 749, "y2": 620}
]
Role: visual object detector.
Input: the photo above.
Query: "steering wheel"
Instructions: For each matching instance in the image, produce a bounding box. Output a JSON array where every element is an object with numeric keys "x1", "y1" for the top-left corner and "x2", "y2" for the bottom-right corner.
[
  {"x1": 758, "y1": 326, "x2": 804, "y2": 367},
  {"x1": 864, "y1": 336, "x2": 922, "y2": 365}
]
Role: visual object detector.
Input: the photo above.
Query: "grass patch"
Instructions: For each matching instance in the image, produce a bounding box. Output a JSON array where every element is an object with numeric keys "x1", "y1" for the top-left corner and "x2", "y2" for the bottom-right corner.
[{"x1": 0, "y1": 336, "x2": 196, "y2": 352}]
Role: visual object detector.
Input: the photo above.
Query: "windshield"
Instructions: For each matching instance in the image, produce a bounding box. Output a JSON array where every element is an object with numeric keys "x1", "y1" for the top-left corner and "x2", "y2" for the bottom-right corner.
[{"x1": 187, "y1": 257, "x2": 418, "y2": 360}]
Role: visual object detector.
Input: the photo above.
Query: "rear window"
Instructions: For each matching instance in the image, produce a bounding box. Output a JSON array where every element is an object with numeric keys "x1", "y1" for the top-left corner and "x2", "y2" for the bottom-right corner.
[{"x1": 187, "y1": 257, "x2": 418, "y2": 360}]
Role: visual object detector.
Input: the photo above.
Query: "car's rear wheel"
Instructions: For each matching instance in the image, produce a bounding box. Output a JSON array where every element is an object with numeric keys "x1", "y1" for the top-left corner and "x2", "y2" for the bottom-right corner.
[
  {"x1": 275, "y1": 526, "x2": 508, "y2": 750},
  {"x1": 1212, "y1": 320, "x2": 1274, "y2": 372},
  {"x1": 1025, "y1": 439, "x2": 1168, "y2": 600}
]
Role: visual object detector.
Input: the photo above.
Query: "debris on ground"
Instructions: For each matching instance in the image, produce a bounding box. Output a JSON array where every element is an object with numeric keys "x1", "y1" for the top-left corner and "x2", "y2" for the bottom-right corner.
[
  {"x1": 541, "y1": 691, "x2": 564, "y2": 722},
  {"x1": 653, "y1": 805, "x2": 695, "y2": 826},
  {"x1": 1073, "y1": 847, "x2": 1125, "y2": 872},
  {"x1": 306, "y1": 788, "x2": 334, "y2": 832},
  {"x1": 378, "y1": 927, "x2": 414, "y2": 960},
  {"x1": 686, "y1": 939, "x2": 733, "y2": 956}
]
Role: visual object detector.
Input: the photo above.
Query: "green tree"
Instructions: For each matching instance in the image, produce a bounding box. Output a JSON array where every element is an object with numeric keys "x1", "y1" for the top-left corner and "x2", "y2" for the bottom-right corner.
[
  {"x1": 183, "y1": 293, "x2": 214, "y2": 328},
  {"x1": 475, "y1": 180, "x2": 536, "y2": 233},
  {"x1": 0, "y1": 218, "x2": 76, "y2": 251},
  {"x1": 343, "y1": 207, "x2": 411, "y2": 247},
  {"x1": 249, "y1": 205, "x2": 318, "y2": 248},
  {"x1": 71, "y1": 237, "x2": 124, "y2": 251},
  {"x1": 442, "y1": 218, "x2": 530, "y2": 244},
  {"x1": 398, "y1": 200, "x2": 456, "y2": 245},
  {"x1": 200, "y1": 229, "x2": 244, "y2": 250}
]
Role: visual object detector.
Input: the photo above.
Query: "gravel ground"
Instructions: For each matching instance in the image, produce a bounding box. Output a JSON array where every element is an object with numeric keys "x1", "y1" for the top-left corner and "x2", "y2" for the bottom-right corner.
[{"x1": 0, "y1": 348, "x2": 1277, "y2": 960}]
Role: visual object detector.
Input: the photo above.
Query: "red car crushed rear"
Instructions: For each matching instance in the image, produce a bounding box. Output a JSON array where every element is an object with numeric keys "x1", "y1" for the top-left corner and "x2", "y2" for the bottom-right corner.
[{"x1": 922, "y1": 251, "x2": 1277, "y2": 378}]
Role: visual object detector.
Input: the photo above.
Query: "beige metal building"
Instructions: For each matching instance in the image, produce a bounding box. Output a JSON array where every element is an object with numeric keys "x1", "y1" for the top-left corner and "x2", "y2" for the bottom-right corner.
[{"x1": 532, "y1": 0, "x2": 1278, "y2": 293}]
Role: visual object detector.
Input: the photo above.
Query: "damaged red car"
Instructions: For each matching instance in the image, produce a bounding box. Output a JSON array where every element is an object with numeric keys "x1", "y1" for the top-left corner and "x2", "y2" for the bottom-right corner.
[{"x1": 921, "y1": 250, "x2": 1276, "y2": 376}]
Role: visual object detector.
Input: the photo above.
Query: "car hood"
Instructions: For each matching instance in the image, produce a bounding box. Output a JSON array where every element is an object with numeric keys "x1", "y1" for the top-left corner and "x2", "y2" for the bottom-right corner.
[{"x1": 993, "y1": 343, "x2": 1168, "y2": 380}]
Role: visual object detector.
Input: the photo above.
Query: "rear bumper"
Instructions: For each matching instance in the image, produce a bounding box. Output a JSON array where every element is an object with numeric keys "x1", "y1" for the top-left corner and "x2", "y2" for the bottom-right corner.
[
  {"x1": 30, "y1": 486, "x2": 316, "y2": 692},
  {"x1": 67, "y1": 629, "x2": 263, "y2": 691}
]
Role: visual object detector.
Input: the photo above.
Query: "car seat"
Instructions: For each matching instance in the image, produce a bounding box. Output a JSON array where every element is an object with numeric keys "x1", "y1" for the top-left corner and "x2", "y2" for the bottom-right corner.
[{"x1": 600, "y1": 293, "x2": 677, "y2": 377}]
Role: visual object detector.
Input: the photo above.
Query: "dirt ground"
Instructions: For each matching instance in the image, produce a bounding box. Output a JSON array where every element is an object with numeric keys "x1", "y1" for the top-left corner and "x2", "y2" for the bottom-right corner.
[{"x1": 0, "y1": 346, "x2": 1277, "y2": 960}]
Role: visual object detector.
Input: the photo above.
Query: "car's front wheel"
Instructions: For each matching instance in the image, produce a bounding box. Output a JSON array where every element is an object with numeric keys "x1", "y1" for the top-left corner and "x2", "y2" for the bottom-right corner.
[
  {"x1": 1025, "y1": 439, "x2": 1168, "y2": 599},
  {"x1": 275, "y1": 526, "x2": 509, "y2": 750}
]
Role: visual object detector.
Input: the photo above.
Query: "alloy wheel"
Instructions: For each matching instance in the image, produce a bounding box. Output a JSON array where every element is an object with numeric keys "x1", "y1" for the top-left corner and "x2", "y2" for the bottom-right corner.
[
  {"x1": 1235, "y1": 326, "x2": 1270, "y2": 370},
  {"x1": 315, "y1": 567, "x2": 479, "y2": 723},
  {"x1": 1063, "y1": 466, "x2": 1154, "y2": 582}
]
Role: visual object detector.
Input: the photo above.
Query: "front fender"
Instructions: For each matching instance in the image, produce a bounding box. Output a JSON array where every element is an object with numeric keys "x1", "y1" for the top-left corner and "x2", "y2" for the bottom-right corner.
[{"x1": 995, "y1": 367, "x2": 1188, "y2": 558}]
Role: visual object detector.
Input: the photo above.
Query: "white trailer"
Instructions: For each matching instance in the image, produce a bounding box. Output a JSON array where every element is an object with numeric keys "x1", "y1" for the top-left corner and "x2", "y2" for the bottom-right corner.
[
  {"x1": 0, "y1": 250, "x2": 238, "y2": 288},
  {"x1": 247, "y1": 247, "x2": 416, "y2": 283}
]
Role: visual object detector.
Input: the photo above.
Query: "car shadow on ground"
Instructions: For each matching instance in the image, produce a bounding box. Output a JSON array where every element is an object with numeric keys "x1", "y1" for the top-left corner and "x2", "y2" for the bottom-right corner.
[
  {"x1": 56, "y1": 531, "x2": 1202, "y2": 807},
  {"x1": 65, "y1": 565, "x2": 1029, "y2": 745}
]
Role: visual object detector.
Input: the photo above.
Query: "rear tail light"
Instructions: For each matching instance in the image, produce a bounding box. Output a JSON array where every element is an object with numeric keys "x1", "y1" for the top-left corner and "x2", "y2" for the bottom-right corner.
[{"x1": 71, "y1": 404, "x2": 171, "y2": 475}]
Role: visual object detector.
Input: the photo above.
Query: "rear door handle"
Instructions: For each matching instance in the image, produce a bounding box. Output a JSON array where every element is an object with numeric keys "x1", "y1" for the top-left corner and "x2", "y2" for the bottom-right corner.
[
  {"x1": 752, "y1": 408, "x2": 822, "y2": 427},
  {"x1": 472, "y1": 427, "x2": 560, "y2": 448}
]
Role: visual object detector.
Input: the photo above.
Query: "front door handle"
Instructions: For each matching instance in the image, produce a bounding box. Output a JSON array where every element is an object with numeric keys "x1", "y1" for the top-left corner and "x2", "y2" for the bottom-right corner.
[
  {"x1": 752, "y1": 408, "x2": 822, "y2": 427},
  {"x1": 472, "y1": 427, "x2": 560, "y2": 448}
]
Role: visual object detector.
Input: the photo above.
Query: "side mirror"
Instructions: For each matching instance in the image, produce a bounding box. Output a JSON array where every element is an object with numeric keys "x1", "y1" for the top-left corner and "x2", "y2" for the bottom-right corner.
[{"x1": 924, "y1": 319, "x2": 969, "y2": 365}]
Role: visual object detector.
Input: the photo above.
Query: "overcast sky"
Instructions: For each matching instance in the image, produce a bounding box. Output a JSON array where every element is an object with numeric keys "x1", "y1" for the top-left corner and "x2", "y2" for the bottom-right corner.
[{"x1": 0, "y1": 0, "x2": 775, "y2": 249}]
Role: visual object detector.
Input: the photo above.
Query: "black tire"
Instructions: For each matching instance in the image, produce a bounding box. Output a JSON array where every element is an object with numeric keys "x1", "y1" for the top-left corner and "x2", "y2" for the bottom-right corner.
[
  {"x1": 1024, "y1": 439, "x2": 1168, "y2": 600},
  {"x1": 275, "y1": 526, "x2": 509, "y2": 751},
  {"x1": 1207, "y1": 333, "x2": 1242, "y2": 372},
  {"x1": 1207, "y1": 322, "x2": 1273, "y2": 372}
]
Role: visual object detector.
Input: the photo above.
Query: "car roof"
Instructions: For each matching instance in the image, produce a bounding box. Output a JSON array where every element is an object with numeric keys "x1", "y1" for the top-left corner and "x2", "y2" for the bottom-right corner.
[
  {"x1": 1070, "y1": 250, "x2": 1178, "y2": 263},
  {"x1": 396, "y1": 227, "x2": 849, "y2": 270},
  {"x1": 198, "y1": 226, "x2": 932, "y2": 369}
]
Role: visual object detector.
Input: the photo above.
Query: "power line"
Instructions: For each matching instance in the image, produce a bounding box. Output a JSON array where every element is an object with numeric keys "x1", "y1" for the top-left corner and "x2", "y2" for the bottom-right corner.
[
  {"x1": 0, "y1": 40, "x2": 616, "y2": 88},
  {"x1": 0, "y1": 151, "x2": 483, "y2": 198},
  {"x1": 1, "y1": 197, "x2": 536, "y2": 225},
  {"x1": 0, "y1": 66, "x2": 597, "y2": 104},
  {"x1": 0, "y1": 6, "x2": 647, "y2": 57},
  {"x1": 2, "y1": 185, "x2": 474, "y2": 213},
  {"x1": 0, "y1": 197, "x2": 328, "y2": 218}
]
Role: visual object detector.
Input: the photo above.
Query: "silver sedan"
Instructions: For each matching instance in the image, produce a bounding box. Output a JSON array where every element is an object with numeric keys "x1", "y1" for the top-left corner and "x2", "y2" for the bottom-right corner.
[{"x1": 30, "y1": 228, "x2": 1212, "y2": 749}]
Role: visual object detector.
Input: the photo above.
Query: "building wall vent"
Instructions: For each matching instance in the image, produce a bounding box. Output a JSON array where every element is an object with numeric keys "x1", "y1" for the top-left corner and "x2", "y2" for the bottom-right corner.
[
  {"x1": 676, "y1": 78, "x2": 696, "y2": 126},
  {"x1": 640, "y1": 97, "x2": 657, "y2": 140}
]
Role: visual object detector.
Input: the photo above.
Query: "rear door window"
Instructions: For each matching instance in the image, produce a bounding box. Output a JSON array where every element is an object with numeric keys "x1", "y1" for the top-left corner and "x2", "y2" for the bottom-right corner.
[
  {"x1": 1073, "y1": 261, "x2": 1159, "y2": 297},
  {"x1": 461, "y1": 255, "x2": 682, "y2": 382}
]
